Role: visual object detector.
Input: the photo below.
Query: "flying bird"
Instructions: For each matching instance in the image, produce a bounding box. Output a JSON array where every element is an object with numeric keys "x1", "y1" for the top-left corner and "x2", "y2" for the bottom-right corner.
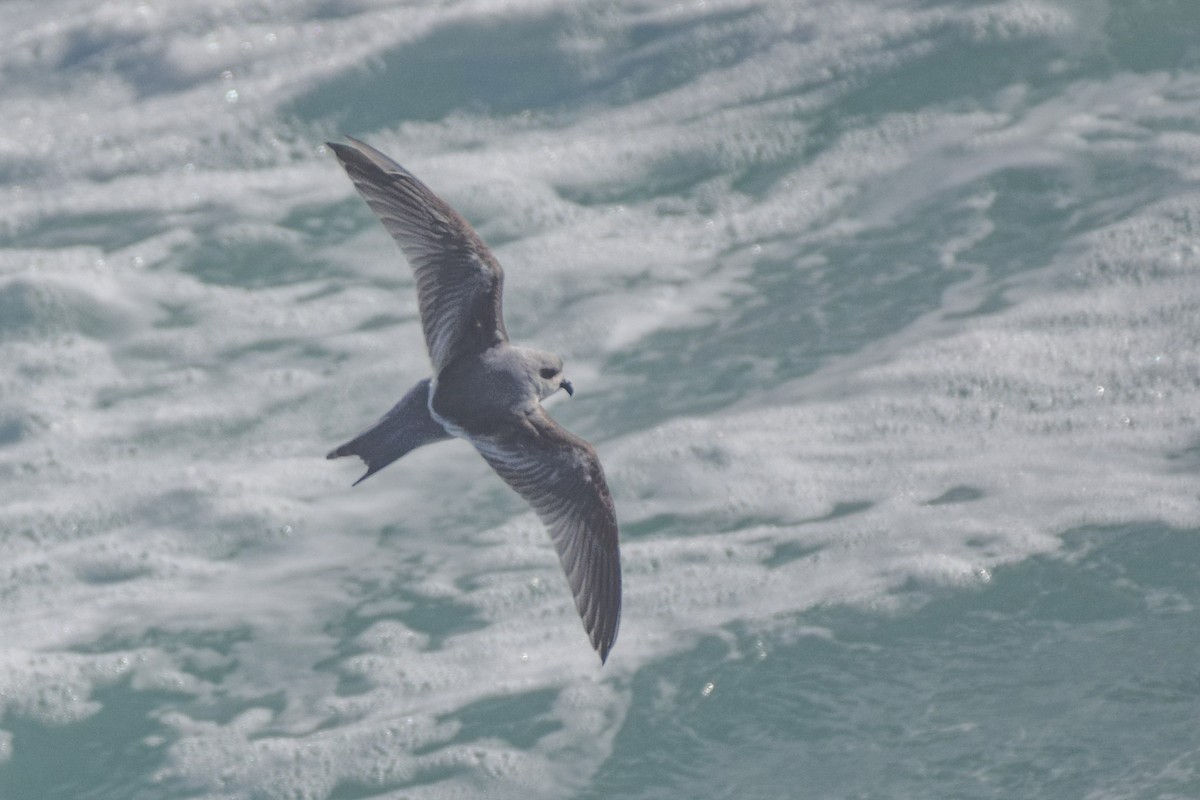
[{"x1": 325, "y1": 137, "x2": 621, "y2": 663}]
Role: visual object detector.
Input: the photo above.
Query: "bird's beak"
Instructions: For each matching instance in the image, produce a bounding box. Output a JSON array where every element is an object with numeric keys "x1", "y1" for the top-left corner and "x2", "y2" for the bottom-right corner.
[{"x1": 561, "y1": 379, "x2": 574, "y2": 397}]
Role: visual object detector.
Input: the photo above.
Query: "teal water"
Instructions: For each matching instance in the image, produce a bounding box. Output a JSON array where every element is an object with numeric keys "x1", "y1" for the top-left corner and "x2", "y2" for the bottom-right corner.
[{"x1": 2, "y1": 1, "x2": 1200, "y2": 798}]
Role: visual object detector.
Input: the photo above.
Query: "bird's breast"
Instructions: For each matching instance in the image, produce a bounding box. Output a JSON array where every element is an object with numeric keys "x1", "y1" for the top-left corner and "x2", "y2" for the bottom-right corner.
[{"x1": 430, "y1": 351, "x2": 532, "y2": 437}]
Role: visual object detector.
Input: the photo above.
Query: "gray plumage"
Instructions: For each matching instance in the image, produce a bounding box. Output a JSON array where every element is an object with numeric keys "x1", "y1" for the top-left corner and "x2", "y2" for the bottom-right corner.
[{"x1": 325, "y1": 137, "x2": 621, "y2": 663}]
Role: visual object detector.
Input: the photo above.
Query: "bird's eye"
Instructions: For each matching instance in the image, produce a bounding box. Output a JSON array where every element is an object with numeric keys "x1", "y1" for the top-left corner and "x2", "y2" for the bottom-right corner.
[{"x1": 539, "y1": 367, "x2": 557, "y2": 380}]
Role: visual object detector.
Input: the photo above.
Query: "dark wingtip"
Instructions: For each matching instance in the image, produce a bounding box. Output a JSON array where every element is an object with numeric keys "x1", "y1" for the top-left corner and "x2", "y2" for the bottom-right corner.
[
  {"x1": 326, "y1": 140, "x2": 353, "y2": 161},
  {"x1": 594, "y1": 619, "x2": 618, "y2": 665},
  {"x1": 597, "y1": 633, "x2": 616, "y2": 665},
  {"x1": 328, "y1": 136, "x2": 382, "y2": 165}
]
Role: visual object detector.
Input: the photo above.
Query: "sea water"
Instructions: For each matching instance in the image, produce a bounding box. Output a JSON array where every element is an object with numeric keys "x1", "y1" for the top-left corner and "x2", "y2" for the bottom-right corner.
[{"x1": 2, "y1": 1, "x2": 1199, "y2": 798}]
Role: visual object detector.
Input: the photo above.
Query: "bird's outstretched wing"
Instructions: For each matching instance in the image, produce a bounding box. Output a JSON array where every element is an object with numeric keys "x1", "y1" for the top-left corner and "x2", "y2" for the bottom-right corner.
[
  {"x1": 471, "y1": 410, "x2": 622, "y2": 663},
  {"x1": 327, "y1": 137, "x2": 508, "y2": 373}
]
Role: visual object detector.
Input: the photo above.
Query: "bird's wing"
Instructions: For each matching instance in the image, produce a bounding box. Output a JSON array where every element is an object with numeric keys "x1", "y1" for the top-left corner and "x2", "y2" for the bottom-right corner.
[
  {"x1": 328, "y1": 137, "x2": 507, "y2": 373},
  {"x1": 471, "y1": 409, "x2": 622, "y2": 663}
]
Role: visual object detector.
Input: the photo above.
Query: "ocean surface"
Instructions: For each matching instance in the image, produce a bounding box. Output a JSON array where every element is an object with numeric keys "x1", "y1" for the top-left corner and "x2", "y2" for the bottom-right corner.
[{"x1": 2, "y1": 1, "x2": 1200, "y2": 797}]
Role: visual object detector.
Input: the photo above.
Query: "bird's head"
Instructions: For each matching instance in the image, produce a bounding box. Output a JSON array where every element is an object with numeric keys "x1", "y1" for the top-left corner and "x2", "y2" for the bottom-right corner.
[{"x1": 521, "y1": 348, "x2": 573, "y2": 401}]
